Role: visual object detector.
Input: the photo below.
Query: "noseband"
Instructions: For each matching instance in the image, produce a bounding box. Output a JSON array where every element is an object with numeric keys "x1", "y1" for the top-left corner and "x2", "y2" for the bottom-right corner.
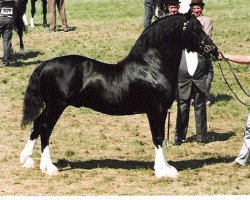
[{"x1": 200, "y1": 35, "x2": 212, "y2": 53}]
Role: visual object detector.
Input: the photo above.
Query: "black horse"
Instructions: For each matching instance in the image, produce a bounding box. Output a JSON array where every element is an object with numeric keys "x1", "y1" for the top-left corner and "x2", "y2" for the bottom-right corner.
[
  {"x1": 20, "y1": 13, "x2": 218, "y2": 178},
  {"x1": 22, "y1": 0, "x2": 47, "y2": 27},
  {"x1": 14, "y1": 0, "x2": 28, "y2": 55}
]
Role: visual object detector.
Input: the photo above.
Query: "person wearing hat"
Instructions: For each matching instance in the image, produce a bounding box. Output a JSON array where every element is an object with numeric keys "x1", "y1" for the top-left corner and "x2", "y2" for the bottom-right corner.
[
  {"x1": 165, "y1": 0, "x2": 181, "y2": 15},
  {"x1": 174, "y1": 0, "x2": 214, "y2": 145},
  {"x1": 190, "y1": 0, "x2": 213, "y2": 37}
]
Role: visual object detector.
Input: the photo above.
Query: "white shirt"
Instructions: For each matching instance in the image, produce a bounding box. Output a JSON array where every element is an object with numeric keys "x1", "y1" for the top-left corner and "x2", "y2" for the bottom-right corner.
[{"x1": 185, "y1": 49, "x2": 198, "y2": 76}]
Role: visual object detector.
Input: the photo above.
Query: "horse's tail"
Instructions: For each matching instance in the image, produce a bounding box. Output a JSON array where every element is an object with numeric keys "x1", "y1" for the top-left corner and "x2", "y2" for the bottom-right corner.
[{"x1": 21, "y1": 62, "x2": 46, "y2": 128}]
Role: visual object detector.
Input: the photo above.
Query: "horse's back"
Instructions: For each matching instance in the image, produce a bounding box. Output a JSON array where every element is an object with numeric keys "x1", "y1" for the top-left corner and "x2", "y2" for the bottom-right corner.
[{"x1": 38, "y1": 55, "x2": 164, "y2": 115}]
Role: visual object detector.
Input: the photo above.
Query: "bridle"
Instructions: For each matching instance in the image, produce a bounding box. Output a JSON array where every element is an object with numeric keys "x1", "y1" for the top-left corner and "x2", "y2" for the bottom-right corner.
[
  {"x1": 200, "y1": 35, "x2": 212, "y2": 53},
  {"x1": 182, "y1": 20, "x2": 213, "y2": 56}
]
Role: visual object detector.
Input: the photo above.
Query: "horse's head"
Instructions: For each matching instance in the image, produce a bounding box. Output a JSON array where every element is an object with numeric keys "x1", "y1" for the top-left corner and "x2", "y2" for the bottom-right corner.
[{"x1": 181, "y1": 13, "x2": 219, "y2": 59}]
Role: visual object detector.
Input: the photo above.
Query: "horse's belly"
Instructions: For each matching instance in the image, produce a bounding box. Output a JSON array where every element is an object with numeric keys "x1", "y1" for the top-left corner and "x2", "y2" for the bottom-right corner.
[{"x1": 69, "y1": 93, "x2": 145, "y2": 116}]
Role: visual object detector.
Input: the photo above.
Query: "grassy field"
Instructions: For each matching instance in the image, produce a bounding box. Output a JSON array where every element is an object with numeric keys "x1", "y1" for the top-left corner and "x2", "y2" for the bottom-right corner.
[{"x1": 0, "y1": 0, "x2": 250, "y2": 196}]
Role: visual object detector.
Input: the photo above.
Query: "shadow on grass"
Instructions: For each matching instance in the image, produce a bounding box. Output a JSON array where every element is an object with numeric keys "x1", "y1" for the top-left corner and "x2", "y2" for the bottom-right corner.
[
  {"x1": 185, "y1": 131, "x2": 236, "y2": 143},
  {"x1": 8, "y1": 50, "x2": 44, "y2": 67},
  {"x1": 56, "y1": 155, "x2": 236, "y2": 172},
  {"x1": 209, "y1": 93, "x2": 233, "y2": 105}
]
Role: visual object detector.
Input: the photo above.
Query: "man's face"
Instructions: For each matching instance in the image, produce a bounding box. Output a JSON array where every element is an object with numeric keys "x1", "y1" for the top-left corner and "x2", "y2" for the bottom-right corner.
[
  {"x1": 167, "y1": 4, "x2": 180, "y2": 15},
  {"x1": 192, "y1": 5, "x2": 203, "y2": 17}
]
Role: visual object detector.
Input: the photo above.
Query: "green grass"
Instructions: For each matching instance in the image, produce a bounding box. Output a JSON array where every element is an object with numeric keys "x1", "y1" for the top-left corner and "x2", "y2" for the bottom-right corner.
[{"x1": 0, "y1": 0, "x2": 250, "y2": 196}]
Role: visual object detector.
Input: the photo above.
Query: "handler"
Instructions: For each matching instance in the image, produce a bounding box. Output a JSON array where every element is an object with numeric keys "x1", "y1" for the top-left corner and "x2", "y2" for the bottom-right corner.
[
  {"x1": 0, "y1": 0, "x2": 17, "y2": 66},
  {"x1": 219, "y1": 53, "x2": 250, "y2": 167}
]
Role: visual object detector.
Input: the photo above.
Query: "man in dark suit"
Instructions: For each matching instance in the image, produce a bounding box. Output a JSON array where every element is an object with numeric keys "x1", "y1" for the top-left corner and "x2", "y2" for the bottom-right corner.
[{"x1": 174, "y1": 0, "x2": 214, "y2": 145}]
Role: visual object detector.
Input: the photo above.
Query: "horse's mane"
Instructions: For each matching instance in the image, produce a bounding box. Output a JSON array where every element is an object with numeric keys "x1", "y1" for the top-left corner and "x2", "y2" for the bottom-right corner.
[{"x1": 118, "y1": 14, "x2": 186, "y2": 65}]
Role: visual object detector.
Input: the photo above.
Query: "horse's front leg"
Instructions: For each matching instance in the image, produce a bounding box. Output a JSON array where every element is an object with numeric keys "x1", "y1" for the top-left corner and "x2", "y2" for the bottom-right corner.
[{"x1": 147, "y1": 109, "x2": 179, "y2": 178}]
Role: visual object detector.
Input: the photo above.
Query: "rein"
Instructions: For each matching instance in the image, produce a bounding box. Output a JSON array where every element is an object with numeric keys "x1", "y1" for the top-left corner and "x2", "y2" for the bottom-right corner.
[{"x1": 218, "y1": 53, "x2": 250, "y2": 107}]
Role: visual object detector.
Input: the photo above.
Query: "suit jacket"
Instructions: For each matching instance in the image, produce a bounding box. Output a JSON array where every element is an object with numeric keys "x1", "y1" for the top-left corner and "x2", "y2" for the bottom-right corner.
[{"x1": 177, "y1": 50, "x2": 214, "y2": 100}]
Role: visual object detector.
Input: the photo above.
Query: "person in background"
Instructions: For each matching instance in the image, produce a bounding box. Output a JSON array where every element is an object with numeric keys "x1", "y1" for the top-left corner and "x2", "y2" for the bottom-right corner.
[
  {"x1": 165, "y1": 0, "x2": 180, "y2": 15},
  {"x1": 0, "y1": 0, "x2": 17, "y2": 66},
  {"x1": 48, "y1": 0, "x2": 68, "y2": 32},
  {"x1": 174, "y1": 0, "x2": 214, "y2": 146},
  {"x1": 219, "y1": 53, "x2": 250, "y2": 167},
  {"x1": 191, "y1": 0, "x2": 212, "y2": 37},
  {"x1": 144, "y1": 0, "x2": 168, "y2": 29}
]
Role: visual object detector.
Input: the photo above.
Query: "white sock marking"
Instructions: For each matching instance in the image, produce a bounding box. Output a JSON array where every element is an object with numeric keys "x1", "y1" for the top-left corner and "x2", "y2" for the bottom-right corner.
[
  {"x1": 30, "y1": 18, "x2": 35, "y2": 27},
  {"x1": 20, "y1": 139, "x2": 37, "y2": 168},
  {"x1": 22, "y1": 14, "x2": 29, "y2": 26},
  {"x1": 154, "y1": 145, "x2": 179, "y2": 178}
]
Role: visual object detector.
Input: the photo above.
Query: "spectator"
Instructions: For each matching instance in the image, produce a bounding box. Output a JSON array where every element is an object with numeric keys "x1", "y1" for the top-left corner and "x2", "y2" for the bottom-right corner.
[
  {"x1": 144, "y1": 0, "x2": 169, "y2": 29},
  {"x1": 48, "y1": 0, "x2": 68, "y2": 32},
  {"x1": 0, "y1": 0, "x2": 17, "y2": 66},
  {"x1": 219, "y1": 53, "x2": 250, "y2": 167},
  {"x1": 165, "y1": 0, "x2": 180, "y2": 15},
  {"x1": 174, "y1": 0, "x2": 214, "y2": 145},
  {"x1": 191, "y1": 0, "x2": 213, "y2": 37}
]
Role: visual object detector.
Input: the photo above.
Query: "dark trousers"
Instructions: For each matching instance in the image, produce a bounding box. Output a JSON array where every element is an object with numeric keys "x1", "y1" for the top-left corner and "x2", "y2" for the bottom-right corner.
[
  {"x1": 175, "y1": 83, "x2": 207, "y2": 142},
  {"x1": 0, "y1": 17, "x2": 14, "y2": 64},
  {"x1": 144, "y1": 0, "x2": 156, "y2": 29}
]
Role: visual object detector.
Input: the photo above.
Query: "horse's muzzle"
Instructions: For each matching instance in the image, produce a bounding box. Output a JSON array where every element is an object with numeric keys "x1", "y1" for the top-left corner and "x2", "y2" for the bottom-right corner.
[{"x1": 210, "y1": 45, "x2": 219, "y2": 59}]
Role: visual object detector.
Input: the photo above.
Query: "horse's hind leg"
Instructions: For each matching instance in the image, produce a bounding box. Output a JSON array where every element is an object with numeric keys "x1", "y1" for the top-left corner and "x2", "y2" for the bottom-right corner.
[
  {"x1": 22, "y1": 14, "x2": 29, "y2": 26},
  {"x1": 42, "y1": 0, "x2": 47, "y2": 26},
  {"x1": 18, "y1": 30, "x2": 25, "y2": 55},
  {"x1": 20, "y1": 137, "x2": 37, "y2": 168},
  {"x1": 30, "y1": 0, "x2": 37, "y2": 27},
  {"x1": 20, "y1": 108, "x2": 44, "y2": 168},
  {"x1": 147, "y1": 108, "x2": 179, "y2": 178},
  {"x1": 39, "y1": 105, "x2": 65, "y2": 175},
  {"x1": 20, "y1": 104, "x2": 65, "y2": 176}
]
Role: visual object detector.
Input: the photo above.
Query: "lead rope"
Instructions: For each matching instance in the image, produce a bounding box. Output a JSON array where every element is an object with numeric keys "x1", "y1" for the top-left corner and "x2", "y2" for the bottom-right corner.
[{"x1": 218, "y1": 53, "x2": 250, "y2": 107}]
